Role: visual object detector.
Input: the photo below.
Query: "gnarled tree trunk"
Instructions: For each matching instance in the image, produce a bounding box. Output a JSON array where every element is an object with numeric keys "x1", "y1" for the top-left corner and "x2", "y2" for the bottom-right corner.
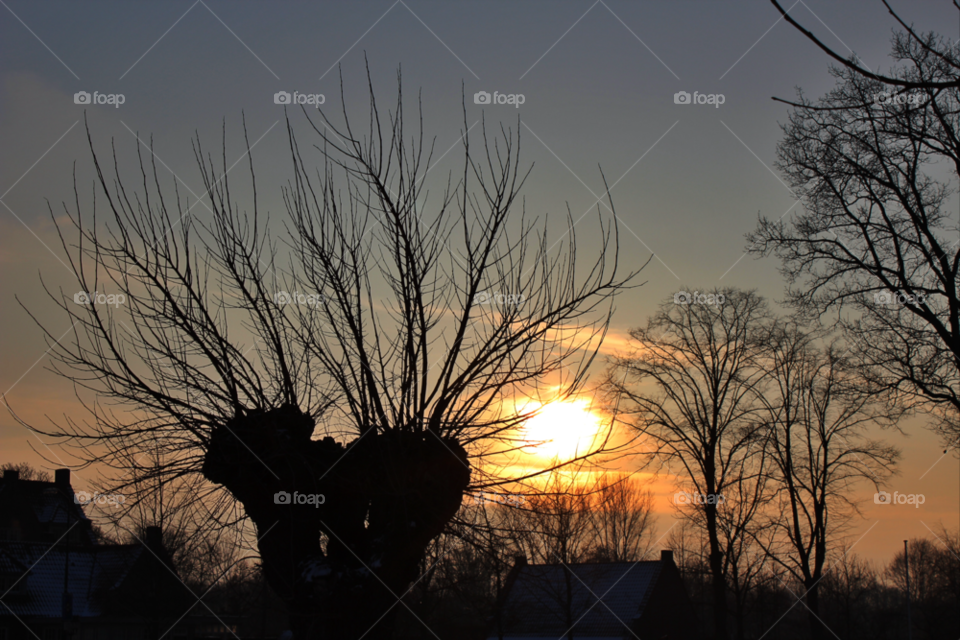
[{"x1": 202, "y1": 405, "x2": 470, "y2": 639}]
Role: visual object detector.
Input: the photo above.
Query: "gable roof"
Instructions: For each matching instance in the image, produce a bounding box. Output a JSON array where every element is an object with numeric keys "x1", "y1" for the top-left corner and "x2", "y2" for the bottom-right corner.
[
  {"x1": 0, "y1": 470, "x2": 193, "y2": 623},
  {"x1": 0, "y1": 472, "x2": 96, "y2": 546},
  {"x1": 0, "y1": 542, "x2": 146, "y2": 618},
  {"x1": 491, "y1": 559, "x2": 664, "y2": 639}
]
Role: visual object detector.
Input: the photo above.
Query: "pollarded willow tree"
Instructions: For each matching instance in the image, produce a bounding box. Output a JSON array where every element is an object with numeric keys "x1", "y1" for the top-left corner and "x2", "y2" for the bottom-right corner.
[{"x1": 23, "y1": 73, "x2": 641, "y2": 639}]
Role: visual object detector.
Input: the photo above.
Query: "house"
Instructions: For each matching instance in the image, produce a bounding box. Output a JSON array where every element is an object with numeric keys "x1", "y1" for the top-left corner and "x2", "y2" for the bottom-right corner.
[
  {"x1": 487, "y1": 550, "x2": 699, "y2": 640},
  {"x1": 0, "y1": 468, "x2": 196, "y2": 640},
  {"x1": 0, "y1": 469, "x2": 96, "y2": 548}
]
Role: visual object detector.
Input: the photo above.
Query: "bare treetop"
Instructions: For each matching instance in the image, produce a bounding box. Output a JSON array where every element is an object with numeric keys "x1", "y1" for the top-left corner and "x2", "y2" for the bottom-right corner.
[{"x1": 19, "y1": 70, "x2": 642, "y2": 639}]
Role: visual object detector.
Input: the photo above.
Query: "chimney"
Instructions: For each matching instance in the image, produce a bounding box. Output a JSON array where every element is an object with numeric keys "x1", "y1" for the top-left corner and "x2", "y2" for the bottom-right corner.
[
  {"x1": 495, "y1": 555, "x2": 528, "y2": 614},
  {"x1": 3, "y1": 469, "x2": 19, "y2": 482},
  {"x1": 145, "y1": 526, "x2": 164, "y2": 551},
  {"x1": 54, "y1": 468, "x2": 71, "y2": 488},
  {"x1": 661, "y1": 549, "x2": 674, "y2": 565}
]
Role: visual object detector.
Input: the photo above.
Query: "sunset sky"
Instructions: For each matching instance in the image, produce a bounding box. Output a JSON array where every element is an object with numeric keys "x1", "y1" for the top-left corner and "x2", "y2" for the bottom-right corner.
[{"x1": 2, "y1": 0, "x2": 958, "y2": 564}]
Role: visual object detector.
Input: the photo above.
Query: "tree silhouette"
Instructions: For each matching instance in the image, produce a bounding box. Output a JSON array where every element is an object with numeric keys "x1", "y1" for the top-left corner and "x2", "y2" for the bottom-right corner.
[
  {"x1": 748, "y1": 34, "x2": 960, "y2": 449},
  {"x1": 758, "y1": 323, "x2": 901, "y2": 640},
  {"x1": 606, "y1": 288, "x2": 773, "y2": 640},
  {"x1": 21, "y1": 70, "x2": 640, "y2": 639}
]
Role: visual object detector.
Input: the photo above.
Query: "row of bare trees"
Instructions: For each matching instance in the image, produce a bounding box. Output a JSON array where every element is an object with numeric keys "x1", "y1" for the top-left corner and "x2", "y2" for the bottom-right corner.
[
  {"x1": 626, "y1": 3, "x2": 960, "y2": 635},
  {"x1": 667, "y1": 520, "x2": 960, "y2": 640},
  {"x1": 9, "y1": 452, "x2": 953, "y2": 640},
  {"x1": 606, "y1": 289, "x2": 904, "y2": 640},
  {"x1": 496, "y1": 471, "x2": 655, "y2": 565}
]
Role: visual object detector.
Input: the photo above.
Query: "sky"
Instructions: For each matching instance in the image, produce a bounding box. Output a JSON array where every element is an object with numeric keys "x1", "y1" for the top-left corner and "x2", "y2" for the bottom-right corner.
[{"x1": 2, "y1": 0, "x2": 959, "y2": 565}]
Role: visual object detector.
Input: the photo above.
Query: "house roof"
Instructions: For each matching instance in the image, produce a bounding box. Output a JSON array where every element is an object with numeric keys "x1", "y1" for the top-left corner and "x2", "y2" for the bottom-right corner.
[
  {"x1": 491, "y1": 560, "x2": 664, "y2": 639},
  {"x1": 0, "y1": 470, "x2": 193, "y2": 626},
  {"x1": 0, "y1": 474, "x2": 96, "y2": 546},
  {"x1": 0, "y1": 542, "x2": 146, "y2": 618}
]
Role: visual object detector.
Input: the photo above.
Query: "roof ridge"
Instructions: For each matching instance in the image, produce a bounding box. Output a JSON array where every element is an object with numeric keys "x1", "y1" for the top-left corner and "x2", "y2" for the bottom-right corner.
[
  {"x1": 105, "y1": 545, "x2": 144, "y2": 591},
  {"x1": 496, "y1": 558, "x2": 664, "y2": 637},
  {"x1": 631, "y1": 560, "x2": 663, "y2": 625},
  {"x1": 526, "y1": 559, "x2": 660, "y2": 568}
]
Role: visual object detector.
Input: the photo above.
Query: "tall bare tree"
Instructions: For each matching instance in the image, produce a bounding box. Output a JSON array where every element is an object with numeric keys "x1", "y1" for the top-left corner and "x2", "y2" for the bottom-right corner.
[
  {"x1": 759, "y1": 322, "x2": 901, "y2": 640},
  {"x1": 21, "y1": 70, "x2": 639, "y2": 639},
  {"x1": 606, "y1": 288, "x2": 773, "y2": 640},
  {"x1": 748, "y1": 12, "x2": 960, "y2": 449}
]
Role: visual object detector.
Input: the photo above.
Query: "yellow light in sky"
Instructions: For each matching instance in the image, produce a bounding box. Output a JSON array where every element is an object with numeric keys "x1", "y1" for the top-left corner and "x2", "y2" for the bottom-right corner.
[{"x1": 521, "y1": 399, "x2": 604, "y2": 460}]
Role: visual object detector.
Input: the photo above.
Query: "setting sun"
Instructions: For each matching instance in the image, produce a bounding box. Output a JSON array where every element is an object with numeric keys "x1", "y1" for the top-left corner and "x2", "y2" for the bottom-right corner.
[{"x1": 521, "y1": 399, "x2": 604, "y2": 460}]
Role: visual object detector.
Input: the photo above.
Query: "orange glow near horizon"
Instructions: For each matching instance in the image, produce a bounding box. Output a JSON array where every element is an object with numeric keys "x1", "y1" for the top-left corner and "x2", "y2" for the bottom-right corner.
[{"x1": 520, "y1": 398, "x2": 604, "y2": 460}]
